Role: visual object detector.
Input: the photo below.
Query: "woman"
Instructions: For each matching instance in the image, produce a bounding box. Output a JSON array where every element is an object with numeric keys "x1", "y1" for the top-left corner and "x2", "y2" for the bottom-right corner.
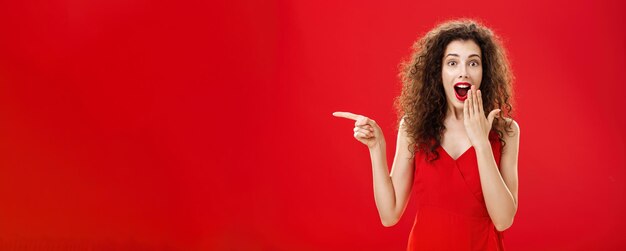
[{"x1": 333, "y1": 19, "x2": 519, "y2": 250}]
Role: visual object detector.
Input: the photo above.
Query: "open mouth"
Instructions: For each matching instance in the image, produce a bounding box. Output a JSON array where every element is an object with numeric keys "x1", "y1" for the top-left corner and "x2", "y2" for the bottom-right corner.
[{"x1": 454, "y1": 82, "x2": 471, "y2": 101}]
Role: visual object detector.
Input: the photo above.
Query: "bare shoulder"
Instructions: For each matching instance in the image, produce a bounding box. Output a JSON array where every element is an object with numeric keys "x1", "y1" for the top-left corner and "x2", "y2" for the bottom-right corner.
[
  {"x1": 499, "y1": 117, "x2": 520, "y2": 152},
  {"x1": 398, "y1": 116, "x2": 410, "y2": 135},
  {"x1": 397, "y1": 116, "x2": 416, "y2": 155},
  {"x1": 398, "y1": 116, "x2": 415, "y2": 142}
]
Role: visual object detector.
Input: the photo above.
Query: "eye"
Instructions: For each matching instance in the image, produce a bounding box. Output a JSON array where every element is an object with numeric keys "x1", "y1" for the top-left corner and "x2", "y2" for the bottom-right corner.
[
  {"x1": 447, "y1": 61, "x2": 457, "y2": 66},
  {"x1": 470, "y1": 60, "x2": 480, "y2": 67}
]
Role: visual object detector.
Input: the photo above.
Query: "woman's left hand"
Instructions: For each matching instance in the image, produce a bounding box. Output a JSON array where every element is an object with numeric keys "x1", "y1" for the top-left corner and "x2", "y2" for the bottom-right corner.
[{"x1": 464, "y1": 85, "x2": 501, "y2": 149}]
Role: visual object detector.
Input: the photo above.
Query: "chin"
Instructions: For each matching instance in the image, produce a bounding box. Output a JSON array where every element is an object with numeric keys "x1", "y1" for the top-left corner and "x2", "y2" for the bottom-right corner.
[
  {"x1": 446, "y1": 100, "x2": 462, "y2": 110},
  {"x1": 449, "y1": 97, "x2": 463, "y2": 106}
]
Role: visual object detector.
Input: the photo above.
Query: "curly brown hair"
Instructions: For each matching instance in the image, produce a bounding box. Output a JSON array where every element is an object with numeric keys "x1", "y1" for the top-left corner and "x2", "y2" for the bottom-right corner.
[{"x1": 393, "y1": 19, "x2": 515, "y2": 162}]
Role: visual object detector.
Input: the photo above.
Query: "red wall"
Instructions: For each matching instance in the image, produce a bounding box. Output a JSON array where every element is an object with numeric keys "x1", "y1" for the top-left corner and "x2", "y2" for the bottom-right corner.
[{"x1": 0, "y1": 0, "x2": 624, "y2": 250}]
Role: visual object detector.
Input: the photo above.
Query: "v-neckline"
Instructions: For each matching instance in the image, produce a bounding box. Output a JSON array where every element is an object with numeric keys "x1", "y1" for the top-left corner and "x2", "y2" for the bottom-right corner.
[{"x1": 440, "y1": 145, "x2": 474, "y2": 161}]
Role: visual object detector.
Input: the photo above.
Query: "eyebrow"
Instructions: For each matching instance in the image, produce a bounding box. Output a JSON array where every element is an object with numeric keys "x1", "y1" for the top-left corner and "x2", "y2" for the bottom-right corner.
[{"x1": 445, "y1": 53, "x2": 481, "y2": 59}]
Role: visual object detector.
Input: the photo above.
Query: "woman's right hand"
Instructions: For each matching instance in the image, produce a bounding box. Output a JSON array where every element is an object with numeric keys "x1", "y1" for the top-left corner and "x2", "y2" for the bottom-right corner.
[{"x1": 332, "y1": 111, "x2": 385, "y2": 149}]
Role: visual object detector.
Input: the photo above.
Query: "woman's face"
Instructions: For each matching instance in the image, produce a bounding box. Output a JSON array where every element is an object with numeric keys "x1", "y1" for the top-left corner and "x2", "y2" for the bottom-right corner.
[{"x1": 441, "y1": 39, "x2": 483, "y2": 110}]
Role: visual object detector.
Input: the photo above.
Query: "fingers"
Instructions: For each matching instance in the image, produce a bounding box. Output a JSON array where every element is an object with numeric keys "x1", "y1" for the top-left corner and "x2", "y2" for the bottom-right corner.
[
  {"x1": 333, "y1": 111, "x2": 377, "y2": 126},
  {"x1": 332, "y1": 111, "x2": 359, "y2": 121},
  {"x1": 354, "y1": 127, "x2": 374, "y2": 138},
  {"x1": 487, "y1": 109, "x2": 501, "y2": 125},
  {"x1": 472, "y1": 87, "x2": 478, "y2": 115},
  {"x1": 354, "y1": 124, "x2": 374, "y2": 132},
  {"x1": 477, "y1": 89, "x2": 484, "y2": 115},
  {"x1": 468, "y1": 89, "x2": 474, "y2": 116},
  {"x1": 354, "y1": 124, "x2": 374, "y2": 139},
  {"x1": 334, "y1": 111, "x2": 378, "y2": 143},
  {"x1": 355, "y1": 115, "x2": 375, "y2": 127}
]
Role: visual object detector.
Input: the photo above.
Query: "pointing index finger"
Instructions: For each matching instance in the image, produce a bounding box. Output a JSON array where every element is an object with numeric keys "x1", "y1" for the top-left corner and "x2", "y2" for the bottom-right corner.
[{"x1": 332, "y1": 111, "x2": 360, "y2": 121}]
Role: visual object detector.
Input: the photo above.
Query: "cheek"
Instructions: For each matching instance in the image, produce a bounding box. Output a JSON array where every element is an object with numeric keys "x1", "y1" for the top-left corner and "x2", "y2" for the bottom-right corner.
[
  {"x1": 441, "y1": 68, "x2": 454, "y2": 82},
  {"x1": 473, "y1": 68, "x2": 483, "y2": 84}
]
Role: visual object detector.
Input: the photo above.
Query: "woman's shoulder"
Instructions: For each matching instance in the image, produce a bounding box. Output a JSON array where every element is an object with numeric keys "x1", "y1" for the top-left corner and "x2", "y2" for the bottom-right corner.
[{"x1": 501, "y1": 117, "x2": 520, "y2": 135}]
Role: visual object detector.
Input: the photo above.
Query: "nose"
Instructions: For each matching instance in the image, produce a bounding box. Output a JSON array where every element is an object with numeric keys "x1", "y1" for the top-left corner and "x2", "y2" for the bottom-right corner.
[{"x1": 459, "y1": 65, "x2": 469, "y2": 79}]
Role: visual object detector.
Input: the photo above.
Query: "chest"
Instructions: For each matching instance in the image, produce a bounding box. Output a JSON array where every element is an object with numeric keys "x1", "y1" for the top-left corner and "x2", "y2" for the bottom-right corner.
[{"x1": 440, "y1": 125, "x2": 472, "y2": 160}]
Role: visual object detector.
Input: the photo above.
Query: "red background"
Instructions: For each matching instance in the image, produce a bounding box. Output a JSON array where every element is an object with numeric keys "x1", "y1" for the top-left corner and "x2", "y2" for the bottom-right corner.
[{"x1": 0, "y1": 0, "x2": 625, "y2": 250}]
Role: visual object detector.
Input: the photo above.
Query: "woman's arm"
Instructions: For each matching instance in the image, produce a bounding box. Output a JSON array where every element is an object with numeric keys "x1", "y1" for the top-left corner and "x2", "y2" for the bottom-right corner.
[
  {"x1": 474, "y1": 118, "x2": 520, "y2": 231},
  {"x1": 369, "y1": 117, "x2": 415, "y2": 227},
  {"x1": 332, "y1": 112, "x2": 415, "y2": 227},
  {"x1": 463, "y1": 87, "x2": 520, "y2": 232}
]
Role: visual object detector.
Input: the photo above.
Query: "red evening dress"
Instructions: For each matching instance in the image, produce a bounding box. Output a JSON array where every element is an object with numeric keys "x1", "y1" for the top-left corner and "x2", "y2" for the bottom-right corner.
[{"x1": 407, "y1": 131, "x2": 506, "y2": 251}]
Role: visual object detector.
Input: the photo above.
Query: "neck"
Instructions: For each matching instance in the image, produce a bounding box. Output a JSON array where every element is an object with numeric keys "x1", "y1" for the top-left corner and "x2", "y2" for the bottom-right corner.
[{"x1": 447, "y1": 105, "x2": 464, "y2": 121}]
